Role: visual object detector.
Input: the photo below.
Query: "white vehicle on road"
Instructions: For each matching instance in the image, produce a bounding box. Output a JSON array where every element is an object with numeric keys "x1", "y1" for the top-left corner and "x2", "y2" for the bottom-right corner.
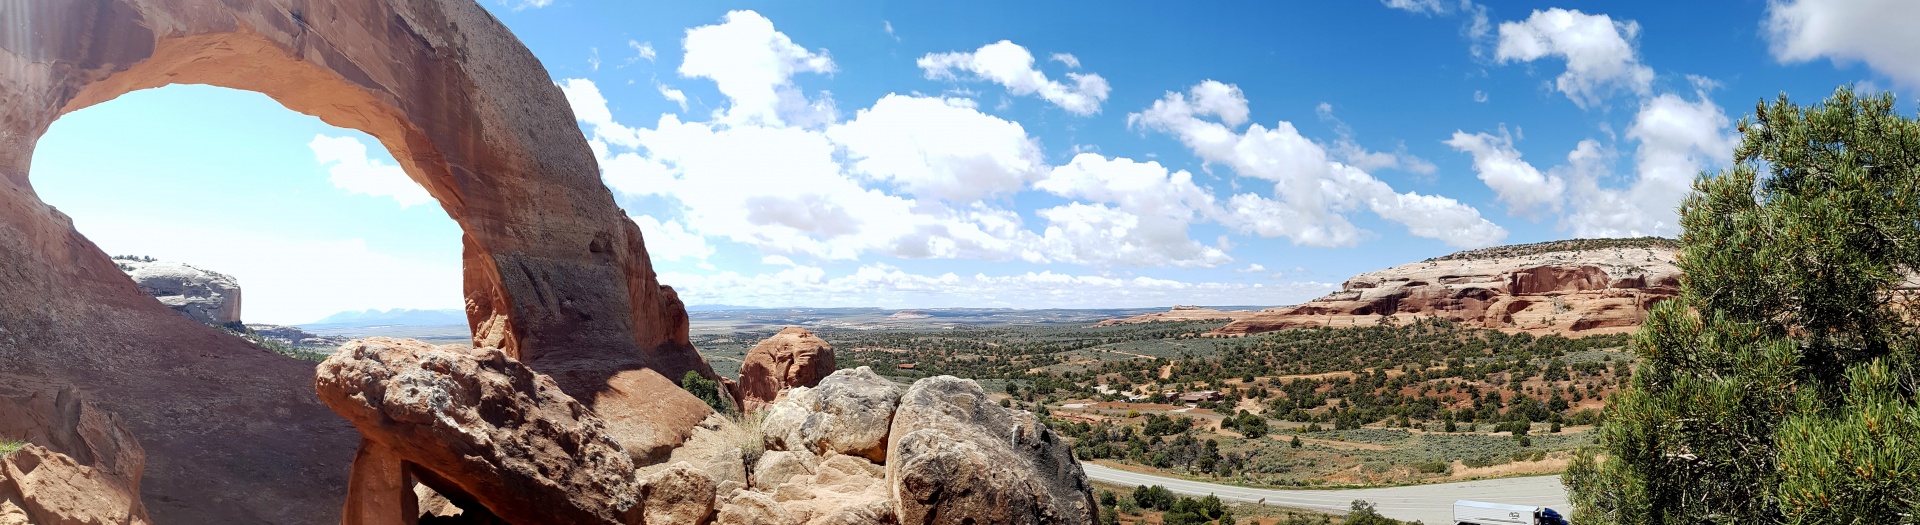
[{"x1": 1453, "y1": 500, "x2": 1569, "y2": 525}]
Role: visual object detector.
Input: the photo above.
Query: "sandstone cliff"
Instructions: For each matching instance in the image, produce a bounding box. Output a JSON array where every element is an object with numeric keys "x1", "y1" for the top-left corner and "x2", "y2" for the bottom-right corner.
[
  {"x1": 1212, "y1": 238, "x2": 1680, "y2": 337},
  {"x1": 117, "y1": 259, "x2": 242, "y2": 326}
]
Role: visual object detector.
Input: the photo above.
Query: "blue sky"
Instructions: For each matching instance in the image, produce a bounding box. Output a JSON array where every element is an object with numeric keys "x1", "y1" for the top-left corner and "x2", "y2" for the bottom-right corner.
[{"x1": 30, "y1": 0, "x2": 1918, "y2": 323}]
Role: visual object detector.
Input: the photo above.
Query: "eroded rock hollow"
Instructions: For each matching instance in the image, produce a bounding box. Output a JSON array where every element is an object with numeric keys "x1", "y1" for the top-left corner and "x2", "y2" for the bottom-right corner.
[{"x1": 0, "y1": 0, "x2": 721, "y2": 521}]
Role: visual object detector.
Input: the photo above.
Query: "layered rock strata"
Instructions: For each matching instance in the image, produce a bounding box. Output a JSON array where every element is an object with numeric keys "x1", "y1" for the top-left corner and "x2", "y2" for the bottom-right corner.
[
  {"x1": 1212, "y1": 240, "x2": 1680, "y2": 337},
  {"x1": 737, "y1": 327, "x2": 837, "y2": 410},
  {"x1": 118, "y1": 259, "x2": 243, "y2": 326}
]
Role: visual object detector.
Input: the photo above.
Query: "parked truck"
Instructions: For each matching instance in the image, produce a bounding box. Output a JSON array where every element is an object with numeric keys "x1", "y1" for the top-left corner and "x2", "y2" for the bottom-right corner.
[{"x1": 1453, "y1": 500, "x2": 1569, "y2": 525}]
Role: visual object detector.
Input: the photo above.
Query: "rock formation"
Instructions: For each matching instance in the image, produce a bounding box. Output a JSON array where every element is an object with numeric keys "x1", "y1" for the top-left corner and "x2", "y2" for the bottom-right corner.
[
  {"x1": 737, "y1": 327, "x2": 837, "y2": 410},
  {"x1": 888, "y1": 376, "x2": 1098, "y2": 525},
  {"x1": 762, "y1": 367, "x2": 902, "y2": 463},
  {"x1": 1213, "y1": 238, "x2": 1680, "y2": 338},
  {"x1": 0, "y1": 391, "x2": 150, "y2": 525},
  {"x1": 637, "y1": 463, "x2": 718, "y2": 525},
  {"x1": 315, "y1": 338, "x2": 645, "y2": 525},
  {"x1": 0, "y1": 0, "x2": 723, "y2": 521},
  {"x1": 1, "y1": 445, "x2": 152, "y2": 525},
  {"x1": 118, "y1": 259, "x2": 243, "y2": 326}
]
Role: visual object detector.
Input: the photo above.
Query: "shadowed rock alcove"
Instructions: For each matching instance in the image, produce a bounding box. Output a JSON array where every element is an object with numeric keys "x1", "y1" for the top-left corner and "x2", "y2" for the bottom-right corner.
[{"x1": 0, "y1": 0, "x2": 721, "y2": 522}]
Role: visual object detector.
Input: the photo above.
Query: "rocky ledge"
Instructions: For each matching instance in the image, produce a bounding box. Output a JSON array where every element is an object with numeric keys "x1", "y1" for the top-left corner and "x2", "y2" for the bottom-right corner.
[
  {"x1": 1211, "y1": 238, "x2": 1680, "y2": 338},
  {"x1": 116, "y1": 258, "x2": 243, "y2": 327}
]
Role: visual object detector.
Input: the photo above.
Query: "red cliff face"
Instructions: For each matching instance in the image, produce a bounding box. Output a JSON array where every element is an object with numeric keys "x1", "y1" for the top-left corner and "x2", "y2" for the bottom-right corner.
[{"x1": 1211, "y1": 241, "x2": 1680, "y2": 338}]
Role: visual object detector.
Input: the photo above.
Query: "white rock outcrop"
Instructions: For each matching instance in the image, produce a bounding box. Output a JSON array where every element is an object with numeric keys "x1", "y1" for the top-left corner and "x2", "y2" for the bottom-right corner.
[{"x1": 117, "y1": 259, "x2": 242, "y2": 326}]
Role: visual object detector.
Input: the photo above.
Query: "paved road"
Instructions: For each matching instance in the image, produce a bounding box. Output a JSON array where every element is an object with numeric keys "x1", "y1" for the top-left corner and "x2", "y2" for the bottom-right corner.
[{"x1": 1082, "y1": 463, "x2": 1569, "y2": 524}]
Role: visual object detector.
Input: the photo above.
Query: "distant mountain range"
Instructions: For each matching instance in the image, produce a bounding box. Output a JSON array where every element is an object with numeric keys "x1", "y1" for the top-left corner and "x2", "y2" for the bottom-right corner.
[
  {"x1": 303, "y1": 308, "x2": 466, "y2": 328},
  {"x1": 685, "y1": 304, "x2": 767, "y2": 312}
]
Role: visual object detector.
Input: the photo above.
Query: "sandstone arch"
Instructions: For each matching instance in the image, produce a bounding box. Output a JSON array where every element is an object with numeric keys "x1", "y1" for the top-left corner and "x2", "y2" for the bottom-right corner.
[{"x1": 0, "y1": 0, "x2": 718, "y2": 522}]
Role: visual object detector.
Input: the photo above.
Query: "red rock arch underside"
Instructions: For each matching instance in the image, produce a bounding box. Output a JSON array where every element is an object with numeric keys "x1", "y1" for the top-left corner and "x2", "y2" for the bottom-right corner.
[{"x1": 0, "y1": 0, "x2": 716, "y2": 522}]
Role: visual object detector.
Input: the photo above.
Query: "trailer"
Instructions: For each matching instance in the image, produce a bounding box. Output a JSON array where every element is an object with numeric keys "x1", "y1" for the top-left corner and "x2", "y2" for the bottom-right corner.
[{"x1": 1453, "y1": 500, "x2": 1569, "y2": 525}]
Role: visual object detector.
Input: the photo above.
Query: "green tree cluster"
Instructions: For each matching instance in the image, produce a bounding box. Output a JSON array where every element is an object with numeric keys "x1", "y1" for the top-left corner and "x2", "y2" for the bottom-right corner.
[
  {"x1": 679, "y1": 370, "x2": 733, "y2": 414},
  {"x1": 1565, "y1": 87, "x2": 1920, "y2": 523}
]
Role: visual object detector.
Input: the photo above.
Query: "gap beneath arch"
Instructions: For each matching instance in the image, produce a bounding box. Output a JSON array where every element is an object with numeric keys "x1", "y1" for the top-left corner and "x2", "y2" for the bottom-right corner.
[{"x1": 31, "y1": 84, "x2": 466, "y2": 343}]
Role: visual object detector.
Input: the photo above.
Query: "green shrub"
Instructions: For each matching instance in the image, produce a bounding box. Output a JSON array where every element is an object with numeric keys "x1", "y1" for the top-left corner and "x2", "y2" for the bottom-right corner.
[
  {"x1": 680, "y1": 370, "x2": 733, "y2": 413},
  {"x1": 0, "y1": 440, "x2": 23, "y2": 457}
]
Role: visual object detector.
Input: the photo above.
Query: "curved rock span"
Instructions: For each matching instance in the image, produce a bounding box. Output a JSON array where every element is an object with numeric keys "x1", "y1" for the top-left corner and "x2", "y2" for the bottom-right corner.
[
  {"x1": 1213, "y1": 238, "x2": 1680, "y2": 337},
  {"x1": 0, "y1": 0, "x2": 718, "y2": 521}
]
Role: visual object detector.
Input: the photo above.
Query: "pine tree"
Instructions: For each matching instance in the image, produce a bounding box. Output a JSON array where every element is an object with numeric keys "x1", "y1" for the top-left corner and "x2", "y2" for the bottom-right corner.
[{"x1": 1564, "y1": 86, "x2": 1920, "y2": 524}]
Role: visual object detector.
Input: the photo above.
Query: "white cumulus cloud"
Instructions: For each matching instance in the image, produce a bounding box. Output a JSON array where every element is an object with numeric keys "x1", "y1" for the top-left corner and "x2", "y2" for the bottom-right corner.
[
  {"x1": 680, "y1": 10, "x2": 837, "y2": 127},
  {"x1": 827, "y1": 94, "x2": 1044, "y2": 202},
  {"x1": 1131, "y1": 81, "x2": 1506, "y2": 249},
  {"x1": 632, "y1": 215, "x2": 713, "y2": 262},
  {"x1": 918, "y1": 41, "x2": 1111, "y2": 115},
  {"x1": 1764, "y1": 0, "x2": 1920, "y2": 88},
  {"x1": 1033, "y1": 154, "x2": 1231, "y2": 267},
  {"x1": 1495, "y1": 8, "x2": 1654, "y2": 108},
  {"x1": 1444, "y1": 127, "x2": 1567, "y2": 215},
  {"x1": 308, "y1": 134, "x2": 434, "y2": 208},
  {"x1": 661, "y1": 264, "x2": 1335, "y2": 309},
  {"x1": 1449, "y1": 90, "x2": 1735, "y2": 237}
]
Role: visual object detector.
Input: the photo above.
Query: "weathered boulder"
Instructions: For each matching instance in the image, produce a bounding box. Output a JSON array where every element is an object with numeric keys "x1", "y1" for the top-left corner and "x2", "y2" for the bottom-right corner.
[
  {"x1": 738, "y1": 328, "x2": 836, "y2": 410},
  {"x1": 638, "y1": 463, "x2": 717, "y2": 525},
  {"x1": 771, "y1": 454, "x2": 894, "y2": 525},
  {"x1": 752, "y1": 450, "x2": 820, "y2": 491},
  {"x1": 315, "y1": 338, "x2": 642, "y2": 525},
  {"x1": 118, "y1": 259, "x2": 242, "y2": 326},
  {"x1": 714, "y1": 489, "x2": 790, "y2": 525},
  {"x1": 887, "y1": 376, "x2": 1097, "y2": 525},
  {"x1": 1211, "y1": 238, "x2": 1680, "y2": 338},
  {"x1": 0, "y1": 0, "x2": 724, "y2": 520},
  {"x1": 762, "y1": 367, "x2": 901, "y2": 462},
  {"x1": 0, "y1": 445, "x2": 152, "y2": 525}
]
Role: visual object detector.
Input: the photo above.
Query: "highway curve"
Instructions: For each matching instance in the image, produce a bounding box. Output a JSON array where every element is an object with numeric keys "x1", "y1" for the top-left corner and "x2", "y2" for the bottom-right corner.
[{"x1": 1082, "y1": 463, "x2": 1570, "y2": 524}]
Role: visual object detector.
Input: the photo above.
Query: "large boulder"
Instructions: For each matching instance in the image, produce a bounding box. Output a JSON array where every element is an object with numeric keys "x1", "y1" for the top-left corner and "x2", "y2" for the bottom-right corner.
[
  {"x1": 770, "y1": 453, "x2": 894, "y2": 525},
  {"x1": 637, "y1": 462, "x2": 717, "y2": 525},
  {"x1": 887, "y1": 376, "x2": 1097, "y2": 525},
  {"x1": 762, "y1": 367, "x2": 902, "y2": 462},
  {"x1": 0, "y1": 391, "x2": 150, "y2": 525},
  {"x1": 315, "y1": 338, "x2": 643, "y2": 525},
  {"x1": 0, "y1": 0, "x2": 723, "y2": 520},
  {"x1": 118, "y1": 259, "x2": 242, "y2": 326},
  {"x1": 0, "y1": 445, "x2": 152, "y2": 525},
  {"x1": 738, "y1": 328, "x2": 836, "y2": 410}
]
